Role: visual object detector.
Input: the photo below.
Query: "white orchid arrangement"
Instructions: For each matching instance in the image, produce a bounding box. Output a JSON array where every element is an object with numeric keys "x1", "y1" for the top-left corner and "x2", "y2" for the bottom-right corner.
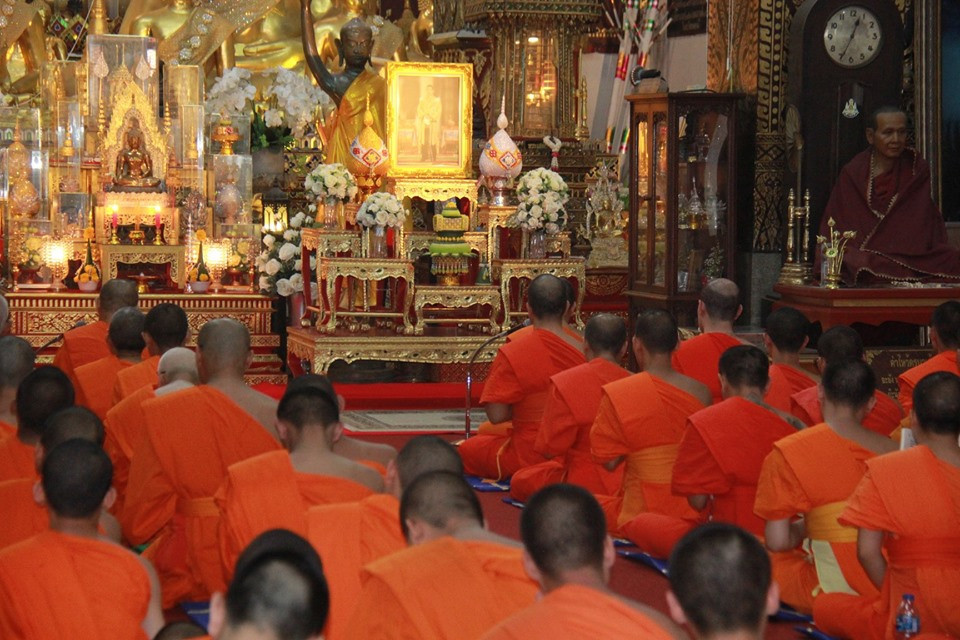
[
  {"x1": 256, "y1": 210, "x2": 316, "y2": 297},
  {"x1": 260, "y1": 67, "x2": 329, "y2": 139},
  {"x1": 305, "y1": 163, "x2": 358, "y2": 202},
  {"x1": 355, "y1": 192, "x2": 406, "y2": 229},
  {"x1": 514, "y1": 167, "x2": 570, "y2": 233},
  {"x1": 205, "y1": 67, "x2": 257, "y2": 117}
]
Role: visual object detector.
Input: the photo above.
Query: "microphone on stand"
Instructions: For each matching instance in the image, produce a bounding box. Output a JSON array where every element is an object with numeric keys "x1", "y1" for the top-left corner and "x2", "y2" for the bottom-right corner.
[
  {"x1": 464, "y1": 319, "x2": 531, "y2": 439},
  {"x1": 35, "y1": 319, "x2": 87, "y2": 353}
]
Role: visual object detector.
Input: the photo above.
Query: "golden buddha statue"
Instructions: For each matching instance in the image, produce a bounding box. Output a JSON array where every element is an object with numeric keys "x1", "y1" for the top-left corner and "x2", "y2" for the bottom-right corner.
[
  {"x1": 114, "y1": 120, "x2": 162, "y2": 191},
  {"x1": 127, "y1": 0, "x2": 235, "y2": 73},
  {"x1": 232, "y1": 0, "x2": 305, "y2": 71},
  {"x1": 406, "y1": 0, "x2": 433, "y2": 61},
  {"x1": 0, "y1": 5, "x2": 58, "y2": 98},
  {"x1": 6, "y1": 125, "x2": 41, "y2": 219}
]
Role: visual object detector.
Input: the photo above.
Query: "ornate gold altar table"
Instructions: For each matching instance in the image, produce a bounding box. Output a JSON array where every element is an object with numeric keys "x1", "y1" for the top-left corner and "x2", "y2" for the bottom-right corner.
[
  {"x1": 412, "y1": 285, "x2": 502, "y2": 335},
  {"x1": 100, "y1": 244, "x2": 187, "y2": 289},
  {"x1": 316, "y1": 257, "x2": 415, "y2": 335},
  {"x1": 497, "y1": 257, "x2": 587, "y2": 329}
]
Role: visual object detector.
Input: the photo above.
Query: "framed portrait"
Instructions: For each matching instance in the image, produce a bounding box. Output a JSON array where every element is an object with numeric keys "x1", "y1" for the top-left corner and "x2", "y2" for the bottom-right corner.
[{"x1": 385, "y1": 62, "x2": 473, "y2": 178}]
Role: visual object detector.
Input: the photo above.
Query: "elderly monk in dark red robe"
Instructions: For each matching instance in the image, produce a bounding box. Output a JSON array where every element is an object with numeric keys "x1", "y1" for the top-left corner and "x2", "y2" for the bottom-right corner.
[{"x1": 819, "y1": 106, "x2": 960, "y2": 285}]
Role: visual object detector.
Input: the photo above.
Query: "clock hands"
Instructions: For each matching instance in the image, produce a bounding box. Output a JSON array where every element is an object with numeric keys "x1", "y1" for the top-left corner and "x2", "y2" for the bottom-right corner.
[{"x1": 838, "y1": 16, "x2": 862, "y2": 61}]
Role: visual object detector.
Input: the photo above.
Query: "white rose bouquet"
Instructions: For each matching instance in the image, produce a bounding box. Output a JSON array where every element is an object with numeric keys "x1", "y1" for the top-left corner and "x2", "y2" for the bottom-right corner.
[
  {"x1": 256, "y1": 210, "x2": 315, "y2": 297},
  {"x1": 355, "y1": 192, "x2": 406, "y2": 229},
  {"x1": 305, "y1": 163, "x2": 359, "y2": 202},
  {"x1": 514, "y1": 167, "x2": 570, "y2": 233}
]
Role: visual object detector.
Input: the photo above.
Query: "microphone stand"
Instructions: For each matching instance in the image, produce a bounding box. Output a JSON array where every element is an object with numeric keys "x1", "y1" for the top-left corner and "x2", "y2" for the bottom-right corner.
[{"x1": 464, "y1": 320, "x2": 529, "y2": 439}]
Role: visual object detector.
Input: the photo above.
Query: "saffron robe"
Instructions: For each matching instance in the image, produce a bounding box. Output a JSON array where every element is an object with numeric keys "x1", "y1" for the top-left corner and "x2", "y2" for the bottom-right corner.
[
  {"x1": 0, "y1": 419, "x2": 15, "y2": 439},
  {"x1": 121, "y1": 386, "x2": 280, "y2": 607},
  {"x1": 506, "y1": 324, "x2": 584, "y2": 344},
  {"x1": 0, "y1": 478, "x2": 46, "y2": 550},
  {"x1": 112, "y1": 355, "x2": 160, "y2": 405},
  {"x1": 591, "y1": 372, "x2": 705, "y2": 530},
  {"x1": 897, "y1": 350, "x2": 959, "y2": 413},
  {"x1": 791, "y1": 386, "x2": 903, "y2": 436},
  {"x1": 671, "y1": 332, "x2": 742, "y2": 404},
  {"x1": 480, "y1": 583, "x2": 677, "y2": 640},
  {"x1": 52, "y1": 319, "x2": 109, "y2": 389},
  {"x1": 459, "y1": 329, "x2": 585, "y2": 480},
  {"x1": 754, "y1": 424, "x2": 879, "y2": 613},
  {"x1": 765, "y1": 363, "x2": 818, "y2": 413},
  {"x1": 104, "y1": 385, "x2": 156, "y2": 518},
  {"x1": 814, "y1": 446, "x2": 960, "y2": 640},
  {"x1": 509, "y1": 358, "x2": 629, "y2": 504},
  {"x1": 0, "y1": 433, "x2": 36, "y2": 483},
  {"x1": 0, "y1": 530, "x2": 151, "y2": 640},
  {"x1": 74, "y1": 355, "x2": 135, "y2": 421},
  {"x1": 343, "y1": 537, "x2": 538, "y2": 640},
  {"x1": 325, "y1": 70, "x2": 386, "y2": 166}
]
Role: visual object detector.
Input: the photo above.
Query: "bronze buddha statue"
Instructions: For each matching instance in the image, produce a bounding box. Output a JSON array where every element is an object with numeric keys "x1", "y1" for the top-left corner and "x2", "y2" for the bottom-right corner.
[{"x1": 114, "y1": 120, "x2": 162, "y2": 191}]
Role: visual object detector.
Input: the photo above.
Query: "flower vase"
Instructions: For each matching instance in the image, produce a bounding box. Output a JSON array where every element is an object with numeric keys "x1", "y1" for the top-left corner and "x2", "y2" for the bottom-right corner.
[
  {"x1": 323, "y1": 197, "x2": 339, "y2": 229},
  {"x1": 369, "y1": 226, "x2": 388, "y2": 258},
  {"x1": 528, "y1": 229, "x2": 546, "y2": 259}
]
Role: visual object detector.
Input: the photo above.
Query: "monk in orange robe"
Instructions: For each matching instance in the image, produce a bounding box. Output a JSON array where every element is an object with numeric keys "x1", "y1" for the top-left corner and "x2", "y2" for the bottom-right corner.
[
  {"x1": 112, "y1": 302, "x2": 189, "y2": 405},
  {"x1": 344, "y1": 471, "x2": 539, "y2": 639},
  {"x1": 672, "y1": 278, "x2": 744, "y2": 404},
  {"x1": 509, "y1": 314, "x2": 630, "y2": 507},
  {"x1": 790, "y1": 325, "x2": 904, "y2": 436},
  {"x1": 756, "y1": 360, "x2": 896, "y2": 614},
  {"x1": 814, "y1": 371, "x2": 960, "y2": 640},
  {"x1": 897, "y1": 301, "x2": 960, "y2": 414},
  {"x1": 482, "y1": 484, "x2": 681, "y2": 640},
  {"x1": 624, "y1": 345, "x2": 801, "y2": 557},
  {"x1": 592, "y1": 309, "x2": 711, "y2": 534},
  {"x1": 460, "y1": 274, "x2": 585, "y2": 480},
  {"x1": 0, "y1": 336, "x2": 35, "y2": 440},
  {"x1": 122, "y1": 319, "x2": 281, "y2": 607},
  {"x1": 0, "y1": 366, "x2": 75, "y2": 483},
  {"x1": 75, "y1": 306, "x2": 144, "y2": 421},
  {"x1": 0, "y1": 439, "x2": 164, "y2": 639},
  {"x1": 762, "y1": 306, "x2": 818, "y2": 412},
  {"x1": 53, "y1": 279, "x2": 138, "y2": 389}
]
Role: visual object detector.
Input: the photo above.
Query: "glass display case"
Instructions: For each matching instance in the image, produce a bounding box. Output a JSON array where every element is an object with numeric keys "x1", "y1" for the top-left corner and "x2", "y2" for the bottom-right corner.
[{"x1": 626, "y1": 92, "x2": 741, "y2": 326}]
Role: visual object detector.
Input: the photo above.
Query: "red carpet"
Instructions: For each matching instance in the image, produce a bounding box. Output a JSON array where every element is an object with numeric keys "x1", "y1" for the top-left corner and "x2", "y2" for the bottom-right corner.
[{"x1": 254, "y1": 381, "x2": 486, "y2": 410}]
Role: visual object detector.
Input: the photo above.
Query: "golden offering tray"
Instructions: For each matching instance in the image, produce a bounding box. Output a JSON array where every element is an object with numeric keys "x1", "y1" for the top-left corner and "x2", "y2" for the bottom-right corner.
[
  {"x1": 315, "y1": 257, "x2": 415, "y2": 335},
  {"x1": 497, "y1": 257, "x2": 586, "y2": 329},
  {"x1": 403, "y1": 230, "x2": 488, "y2": 262},
  {"x1": 412, "y1": 285, "x2": 503, "y2": 335},
  {"x1": 386, "y1": 177, "x2": 480, "y2": 225},
  {"x1": 100, "y1": 243, "x2": 187, "y2": 289}
]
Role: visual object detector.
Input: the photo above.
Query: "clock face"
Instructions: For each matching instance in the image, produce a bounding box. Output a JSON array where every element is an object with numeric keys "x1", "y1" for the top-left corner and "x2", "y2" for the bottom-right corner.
[{"x1": 822, "y1": 5, "x2": 883, "y2": 68}]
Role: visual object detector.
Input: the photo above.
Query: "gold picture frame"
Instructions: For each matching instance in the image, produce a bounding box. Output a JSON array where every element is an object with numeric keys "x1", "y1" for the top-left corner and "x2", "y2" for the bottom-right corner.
[{"x1": 385, "y1": 62, "x2": 473, "y2": 178}]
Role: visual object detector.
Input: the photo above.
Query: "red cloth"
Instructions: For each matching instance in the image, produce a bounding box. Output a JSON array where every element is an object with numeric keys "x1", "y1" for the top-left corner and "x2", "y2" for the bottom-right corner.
[
  {"x1": 790, "y1": 387, "x2": 903, "y2": 436},
  {"x1": 0, "y1": 420, "x2": 15, "y2": 440},
  {"x1": 0, "y1": 478, "x2": 47, "y2": 550},
  {"x1": 104, "y1": 385, "x2": 156, "y2": 518},
  {"x1": 0, "y1": 530, "x2": 151, "y2": 640},
  {"x1": 74, "y1": 355, "x2": 135, "y2": 421},
  {"x1": 814, "y1": 446, "x2": 960, "y2": 639},
  {"x1": 459, "y1": 329, "x2": 585, "y2": 479},
  {"x1": 509, "y1": 359, "x2": 629, "y2": 503},
  {"x1": 764, "y1": 363, "x2": 817, "y2": 413},
  {"x1": 52, "y1": 320, "x2": 109, "y2": 390},
  {"x1": 112, "y1": 355, "x2": 160, "y2": 406},
  {"x1": 897, "y1": 351, "x2": 959, "y2": 413},
  {"x1": 0, "y1": 433, "x2": 36, "y2": 483},
  {"x1": 819, "y1": 149, "x2": 960, "y2": 284},
  {"x1": 672, "y1": 332, "x2": 742, "y2": 404}
]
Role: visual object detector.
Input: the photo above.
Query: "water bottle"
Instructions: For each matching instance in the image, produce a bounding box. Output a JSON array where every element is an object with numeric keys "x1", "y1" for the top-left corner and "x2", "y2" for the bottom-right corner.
[{"x1": 894, "y1": 593, "x2": 920, "y2": 639}]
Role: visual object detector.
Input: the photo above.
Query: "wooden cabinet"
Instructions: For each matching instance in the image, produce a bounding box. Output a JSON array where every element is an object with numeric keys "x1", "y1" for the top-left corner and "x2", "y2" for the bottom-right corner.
[{"x1": 626, "y1": 92, "x2": 741, "y2": 326}]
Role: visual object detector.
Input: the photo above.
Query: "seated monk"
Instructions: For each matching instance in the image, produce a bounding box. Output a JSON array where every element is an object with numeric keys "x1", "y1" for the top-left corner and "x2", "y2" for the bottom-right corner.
[
  {"x1": 509, "y1": 314, "x2": 630, "y2": 511},
  {"x1": 0, "y1": 366, "x2": 75, "y2": 483},
  {"x1": 755, "y1": 361, "x2": 896, "y2": 614},
  {"x1": 819, "y1": 106, "x2": 960, "y2": 285},
  {"x1": 898, "y1": 301, "x2": 960, "y2": 414},
  {"x1": 666, "y1": 523, "x2": 781, "y2": 640},
  {"x1": 53, "y1": 279, "x2": 138, "y2": 389},
  {"x1": 791, "y1": 326, "x2": 903, "y2": 436},
  {"x1": 75, "y1": 306, "x2": 145, "y2": 421},
  {"x1": 104, "y1": 347, "x2": 198, "y2": 518},
  {"x1": 591, "y1": 309, "x2": 711, "y2": 533},
  {"x1": 762, "y1": 307, "x2": 818, "y2": 412},
  {"x1": 814, "y1": 372, "x2": 960, "y2": 639},
  {"x1": 0, "y1": 336, "x2": 35, "y2": 439},
  {"x1": 121, "y1": 319, "x2": 282, "y2": 608},
  {"x1": 622, "y1": 346, "x2": 801, "y2": 557},
  {"x1": 344, "y1": 471, "x2": 539, "y2": 638},
  {"x1": 0, "y1": 439, "x2": 164, "y2": 639},
  {"x1": 507, "y1": 277, "x2": 583, "y2": 345},
  {"x1": 482, "y1": 484, "x2": 682, "y2": 640},
  {"x1": 112, "y1": 302, "x2": 189, "y2": 405},
  {"x1": 672, "y1": 278, "x2": 744, "y2": 404},
  {"x1": 459, "y1": 274, "x2": 585, "y2": 480}
]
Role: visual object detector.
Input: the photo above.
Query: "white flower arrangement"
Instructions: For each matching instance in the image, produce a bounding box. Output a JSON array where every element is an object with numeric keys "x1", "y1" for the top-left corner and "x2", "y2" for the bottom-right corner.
[
  {"x1": 256, "y1": 210, "x2": 315, "y2": 297},
  {"x1": 355, "y1": 192, "x2": 406, "y2": 229},
  {"x1": 514, "y1": 167, "x2": 570, "y2": 233},
  {"x1": 305, "y1": 163, "x2": 359, "y2": 202},
  {"x1": 261, "y1": 67, "x2": 329, "y2": 138},
  {"x1": 205, "y1": 67, "x2": 257, "y2": 116}
]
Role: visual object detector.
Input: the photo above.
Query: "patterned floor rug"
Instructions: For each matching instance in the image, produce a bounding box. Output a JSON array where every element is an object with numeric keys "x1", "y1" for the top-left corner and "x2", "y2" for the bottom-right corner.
[{"x1": 342, "y1": 408, "x2": 488, "y2": 434}]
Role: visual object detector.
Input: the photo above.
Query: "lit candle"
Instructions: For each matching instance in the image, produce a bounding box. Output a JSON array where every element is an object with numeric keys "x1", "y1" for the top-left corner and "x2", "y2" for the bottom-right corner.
[
  {"x1": 111, "y1": 205, "x2": 119, "y2": 227},
  {"x1": 154, "y1": 206, "x2": 162, "y2": 228}
]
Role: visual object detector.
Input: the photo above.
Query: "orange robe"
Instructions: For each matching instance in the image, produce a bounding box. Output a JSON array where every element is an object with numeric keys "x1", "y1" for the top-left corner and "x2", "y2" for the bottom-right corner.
[
  {"x1": 112, "y1": 355, "x2": 160, "y2": 405},
  {"x1": 0, "y1": 433, "x2": 36, "y2": 483},
  {"x1": 52, "y1": 320, "x2": 109, "y2": 390},
  {"x1": 104, "y1": 385, "x2": 156, "y2": 518},
  {"x1": 506, "y1": 324, "x2": 584, "y2": 344},
  {"x1": 480, "y1": 583, "x2": 676, "y2": 640},
  {"x1": 791, "y1": 386, "x2": 903, "y2": 436},
  {"x1": 215, "y1": 449, "x2": 374, "y2": 580},
  {"x1": 764, "y1": 363, "x2": 818, "y2": 413},
  {"x1": 0, "y1": 419, "x2": 15, "y2": 439},
  {"x1": 591, "y1": 373, "x2": 705, "y2": 532},
  {"x1": 343, "y1": 537, "x2": 538, "y2": 639},
  {"x1": 121, "y1": 386, "x2": 280, "y2": 607},
  {"x1": 305, "y1": 494, "x2": 405, "y2": 640},
  {"x1": 75, "y1": 355, "x2": 136, "y2": 421},
  {"x1": 459, "y1": 329, "x2": 585, "y2": 480},
  {"x1": 0, "y1": 478, "x2": 47, "y2": 550},
  {"x1": 754, "y1": 424, "x2": 880, "y2": 613},
  {"x1": 509, "y1": 359, "x2": 629, "y2": 506},
  {"x1": 897, "y1": 350, "x2": 958, "y2": 413},
  {"x1": 0, "y1": 530, "x2": 151, "y2": 640},
  {"x1": 672, "y1": 332, "x2": 742, "y2": 404},
  {"x1": 814, "y1": 446, "x2": 960, "y2": 640}
]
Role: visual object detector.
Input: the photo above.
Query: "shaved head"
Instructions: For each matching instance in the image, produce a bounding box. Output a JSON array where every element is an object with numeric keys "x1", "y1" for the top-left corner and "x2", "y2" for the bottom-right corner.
[
  {"x1": 719, "y1": 345, "x2": 769, "y2": 391},
  {"x1": 634, "y1": 309, "x2": 679, "y2": 355},
  {"x1": 395, "y1": 435, "x2": 463, "y2": 491},
  {"x1": 931, "y1": 301, "x2": 960, "y2": 350},
  {"x1": 400, "y1": 471, "x2": 483, "y2": 541},
  {"x1": 157, "y1": 347, "x2": 199, "y2": 386},
  {"x1": 584, "y1": 314, "x2": 627, "y2": 356},
  {"x1": 108, "y1": 306, "x2": 146, "y2": 355},
  {"x1": 822, "y1": 360, "x2": 875, "y2": 410},
  {"x1": 197, "y1": 319, "x2": 250, "y2": 380},
  {"x1": 41, "y1": 439, "x2": 112, "y2": 519},
  {"x1": 144, "y1": 303, "x2": 189, "y2": 352},
  {"x1": 913, "y1": 371, "x2": 960, "y2": 436},
  {"x1": 152, "y1": 622, "x2": 207, "y2": 640},
  {"x1": 16, "y1": 366, "x2": 75, "y2": 438},
  {"x1": 528, "y1": 274, "x2": 567, "y2": 321},
  {"x1": 0, "y1": 336, "x2": 35, "y2": 389},
  {"x1": 700, "y1": 278, "x2": 740, "y2": 322},
  {"x1": 521, "y1": 484, "x2": 606, "y2": 582},
  {"x1": 41, "y1": 407, "x2": 105, "y2": 450},
  {"x1": 817, "y1": 326, "x2": 864, "y2": 366},
  {"x1": 765, "y1": 307, "x2": 810, "y2": 353},
  {"x1": 98, "y1": 279, "x2": 138, "y2": 319}
]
